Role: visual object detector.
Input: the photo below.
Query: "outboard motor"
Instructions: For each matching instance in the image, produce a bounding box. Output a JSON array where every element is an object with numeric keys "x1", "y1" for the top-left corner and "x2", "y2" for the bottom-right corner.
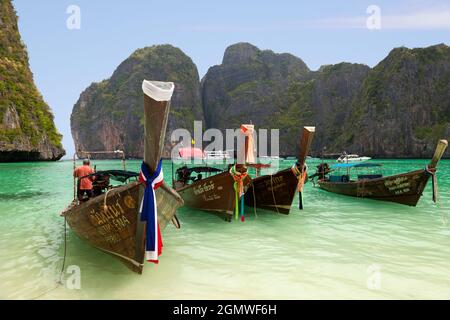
[
  {"x1": 93, "y1": 173, "x2": 110, "y2": 196},
  {"x1": 309, "y1": 163, "x2": 331, "y2": 181},
  {"x1": 176, "y1": 166, "x2": 193, "y2": 185}
]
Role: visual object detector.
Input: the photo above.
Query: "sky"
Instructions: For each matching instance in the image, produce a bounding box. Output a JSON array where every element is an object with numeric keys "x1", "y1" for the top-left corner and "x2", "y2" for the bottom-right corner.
[{"x1": 12, "y1": 0, "x2": 450, "y2": 158}]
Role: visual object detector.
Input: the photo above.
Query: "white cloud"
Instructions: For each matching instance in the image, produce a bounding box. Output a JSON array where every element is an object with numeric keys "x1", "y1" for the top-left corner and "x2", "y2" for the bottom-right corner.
[
  {"x1": 304, "y1": 5, "x2": 450, "y2": 30},
  {"x1": 181, "y1": 4, "x2": 450, "y2": 32},
  {"x1": 382, "y1": 7, "x2": 450, "y2": 29}
]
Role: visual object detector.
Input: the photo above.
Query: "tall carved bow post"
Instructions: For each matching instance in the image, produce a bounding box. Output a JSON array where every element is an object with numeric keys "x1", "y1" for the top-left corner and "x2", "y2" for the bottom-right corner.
[{"x1": 240, "y1": 124, "x2": 256, "y2": 165}]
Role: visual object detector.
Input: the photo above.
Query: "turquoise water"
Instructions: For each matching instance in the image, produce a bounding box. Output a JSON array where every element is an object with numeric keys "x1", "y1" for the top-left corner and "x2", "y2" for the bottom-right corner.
[{"x1": 0, "y1": 159, "x2": 449, "y2": 300}]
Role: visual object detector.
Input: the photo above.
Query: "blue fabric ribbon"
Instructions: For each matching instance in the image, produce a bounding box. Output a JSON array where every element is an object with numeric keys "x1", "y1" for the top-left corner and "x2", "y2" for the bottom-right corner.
[{"x1": 140, "y1": 160, "x2": 163, "y2": 255}]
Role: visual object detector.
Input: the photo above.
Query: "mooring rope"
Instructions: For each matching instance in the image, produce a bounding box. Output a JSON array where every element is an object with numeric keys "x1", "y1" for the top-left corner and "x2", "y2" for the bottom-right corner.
[
  {"x1": 31, "y1": 216, "x2": 68, "y2": 300},
  {"x1": 250, "y1": 181, "x2": 258, "y2": 219},
  {"x1": 270, "y1": 174, "x2": 281, "y2": 215},
  {"x1": 291, "y1": 164, "x2": 307, "y2": 192},
  {"x1": 103, "y1": 188, "x2": 112, "y2": 212},
  {"x1": 425, "y1": 166, "x2": 438, "y2": 203},
  {"x1": 59, "y1": 216, "x2": 67, "y2": 284},
  {"x1": 424, "y1": 166, "x2": 447, "y2": 225},
  {"x1": 30, "y1": 283, "x2": 60, "y2": 300}
]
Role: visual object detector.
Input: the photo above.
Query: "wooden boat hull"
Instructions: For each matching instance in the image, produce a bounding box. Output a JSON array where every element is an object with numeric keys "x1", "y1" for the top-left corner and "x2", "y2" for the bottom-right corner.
[
  {"x1": 245, "y1": 168, "x2": 299, "y2": 214},
  {"x1": 176, "y1": 172, "x2": 251, "y2": 221},
  {"x1": 317, "y1": 169, "x2": 431, "y2": 206},
  {"x1": 242, "y1": 126, "x2": 315, "y2": 214},
  {"x1": 61, "y1": 182, "x2": 183, "y2": 273},
  {"x1": 62, "y1": 80, "x2": 184, "y2": 274}
]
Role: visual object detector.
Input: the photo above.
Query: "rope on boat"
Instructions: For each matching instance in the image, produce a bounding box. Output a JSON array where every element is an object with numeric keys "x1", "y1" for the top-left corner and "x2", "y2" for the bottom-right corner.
[
  {"x1": 291, "y1": 163, "x2": 308, "y2": 209},
  {"x1": 59, "y1": 216, "x2": 67, "y2": 284},
  {"x1": 30, "y1": 283, "x2": 60, "y2": 300},
  {"x1": 425, "y1": 166, "x2": 438, "y2": 203},
  {"x1": 103, "y1": 188, "x2": 113, "y2": 212},
  {"x1": 73, "y1": 154, "x2": 77, "y2": 201},
  {"x1": 291, "y1": 164, "x2": 308, "y2": 193},
  {"x1": 251, "y1": 181, "x2": 258, "y2": 219},
  {"x1": 270, "y1": 174, "x2": 281, "y2": 215},
  {"x1": 229, "y1": 165, "x2": 248, "y2": 222},
  {"x1": 427, "y1": 166, "x2": 447, "y2": 225}
]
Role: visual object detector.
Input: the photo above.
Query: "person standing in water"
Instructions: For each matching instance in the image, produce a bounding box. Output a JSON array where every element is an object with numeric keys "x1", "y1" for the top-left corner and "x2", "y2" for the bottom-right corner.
[{"x1": 73, "y1": 159, "x2": 95, "y2": 201}]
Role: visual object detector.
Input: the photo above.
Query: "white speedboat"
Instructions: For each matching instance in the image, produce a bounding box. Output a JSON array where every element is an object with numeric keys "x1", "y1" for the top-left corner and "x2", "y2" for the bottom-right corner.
[
  {"x1": 336, "y1": 153, "x2": 371, "y2": 163},
  {"x1": 205, "y1": 150, "x2": 231, "y2": 160},
  {"x1": 204, "y1": 150, "x2": 232, "y2": 163}
]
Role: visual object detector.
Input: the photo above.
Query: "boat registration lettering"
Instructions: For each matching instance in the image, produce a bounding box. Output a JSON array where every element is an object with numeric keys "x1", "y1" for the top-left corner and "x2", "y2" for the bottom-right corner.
[
  {"x1": 89, "y1": 199, "x2": 125, "y2": 225},
  {"x1": 393, "y1": 188, "x2": 411, "y2": 195},
  {"x1": 103, "y1": 233, "x2": 122, "y2": 244},
  {"x1": 384, "y1": 177, "x2": 411, "y2": 194},
  {"x1": 203, "y1": 194, "x2": 221, "y2": 201},
  {"x1": 88, "y1": 198, "x2": 132, "y2": 244},
  {"x1": 96, "y1": 215, "x2": 132, "y2": 245},
  {"x1": 264, "y1": 176, "x2": 286, "y2": 191},
  {"x1": 264, "y1": 176, "x2": 283, "y2": 185},
  {"x1": 193, "y1": 181, "x2": 215, "y2": 196}
]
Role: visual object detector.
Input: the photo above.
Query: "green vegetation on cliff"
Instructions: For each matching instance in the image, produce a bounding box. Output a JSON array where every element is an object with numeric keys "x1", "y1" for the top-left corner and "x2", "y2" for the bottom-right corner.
[
  {"x1": 201, "y1": 43, "x2": 449, "y2": 158},
  {"x1": 201, "y1": 43, "x2": 373, "y2": 156},
  {"x1": 337, "y1": 44, "x2": 450, "y2": 157},
  {"x1": 0, "y1": 0, "x2": 64, "y2": 160},
  {"x1": 71, "y1": 41, "x2": 449, "y2": 159},
  {"x1": 201, "y1": 42, "x2": 310, "y2": 136},
  {"x1": 71, "y1": 44, "x2": 203, "y2": 158}
]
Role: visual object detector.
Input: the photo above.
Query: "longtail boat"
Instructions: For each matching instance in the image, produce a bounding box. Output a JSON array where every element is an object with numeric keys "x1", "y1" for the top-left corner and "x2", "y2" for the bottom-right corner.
[
  {"x1": 61, "y1": 80, "x2": 184, "y2": 274},
  {"x1": 173, "y1": 146, "x2": 251, "y2": 222},
  {"x1": 244, "y1": 126, "x2": 315, "y2": 213},
  {"x1": 311, "y1": 139, "x2": 448, "y2": 206}
]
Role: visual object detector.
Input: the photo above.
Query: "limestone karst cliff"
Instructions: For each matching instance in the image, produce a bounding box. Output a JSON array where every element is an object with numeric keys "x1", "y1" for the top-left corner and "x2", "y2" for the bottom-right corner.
[
  {"x1": 71, "y1": 42, "x2": 449, "y2": 158},
  {"x1": 0, "y1": 0, "x2": 65, "y2": 161},
  {"x1": 71, "y1": 44, "x2": 203, "y2": 158}
]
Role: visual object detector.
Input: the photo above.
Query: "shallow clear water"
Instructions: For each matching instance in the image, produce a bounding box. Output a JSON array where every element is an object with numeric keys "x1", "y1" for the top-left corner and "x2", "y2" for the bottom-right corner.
[{"x1": 0, "y1": 159, "x2": 449, "y2": 300}]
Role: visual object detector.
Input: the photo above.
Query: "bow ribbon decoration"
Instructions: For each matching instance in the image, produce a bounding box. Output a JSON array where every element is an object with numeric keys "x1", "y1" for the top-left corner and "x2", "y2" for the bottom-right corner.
[
  {"x1": 230, "y1": 165, "x2": 248, "y2": 222},
  {"x1": 139, "y1": 160, "x2": 164, "y2": 263},
  {"x1": 292, "y1": 163, "x2": 308, "y2": 210},
  {"x1": 292, "y1": 163, "x2": 308, "y2": 193}
]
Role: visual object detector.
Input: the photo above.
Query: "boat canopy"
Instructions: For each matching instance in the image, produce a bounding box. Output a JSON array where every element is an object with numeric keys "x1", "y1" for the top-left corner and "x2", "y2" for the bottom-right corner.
[
  {"x1": 178, "y1": 147, "x2": 205, "y2": 159},
  {"x1": 84, "y1": 170, "x2": 140, "y2": 183},
  {"x1": 331, "y1": 163, "x2": 382, "y2": 169},
  {"x1": 177, "y1": 166, "x2": 223, "y2": 175}
]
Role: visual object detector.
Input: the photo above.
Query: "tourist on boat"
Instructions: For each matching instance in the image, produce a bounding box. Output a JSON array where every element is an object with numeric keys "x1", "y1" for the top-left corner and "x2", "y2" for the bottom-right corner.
[{"x1": 73, "y1": 159, "x2": 95, "y2": 201}]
